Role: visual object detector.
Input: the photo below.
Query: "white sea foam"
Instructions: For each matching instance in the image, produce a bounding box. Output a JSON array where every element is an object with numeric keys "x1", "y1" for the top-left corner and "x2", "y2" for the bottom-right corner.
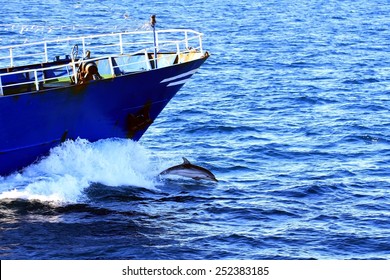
[{"x1": 0, "y1": 138, "x2": 159, "y2": 203}]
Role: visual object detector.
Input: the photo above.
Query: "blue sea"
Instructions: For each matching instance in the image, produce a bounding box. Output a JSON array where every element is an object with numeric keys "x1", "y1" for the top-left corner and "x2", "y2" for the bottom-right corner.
[{"x1": 1, "y1": 0, "x2": 390, "y2": 260}]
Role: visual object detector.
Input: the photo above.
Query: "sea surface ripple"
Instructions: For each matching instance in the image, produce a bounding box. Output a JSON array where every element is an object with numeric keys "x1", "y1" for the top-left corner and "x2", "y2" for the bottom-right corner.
[{"x1": 1, "y1": 0, "x2": 390, "y2": 259}]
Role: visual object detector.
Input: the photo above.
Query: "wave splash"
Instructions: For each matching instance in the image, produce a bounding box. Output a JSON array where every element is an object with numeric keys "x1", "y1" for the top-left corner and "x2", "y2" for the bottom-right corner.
[{"x1": 0, "y1": 139, "x2": 159, "y2": 203}]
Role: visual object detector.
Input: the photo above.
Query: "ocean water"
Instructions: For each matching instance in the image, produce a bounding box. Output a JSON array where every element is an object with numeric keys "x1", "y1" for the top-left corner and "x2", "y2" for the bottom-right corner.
[{"x1": 1, "y1": 0, "x2": 390, "y2": 260}]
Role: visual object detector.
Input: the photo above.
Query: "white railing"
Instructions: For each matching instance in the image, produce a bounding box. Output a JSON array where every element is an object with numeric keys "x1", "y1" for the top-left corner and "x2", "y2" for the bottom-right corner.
[
  {"x1": 0, "y1": 29, "x2": 205, "y2": 96},
  {"x1": 0, "y1": 29, "x2": 203, "y2": 68}
]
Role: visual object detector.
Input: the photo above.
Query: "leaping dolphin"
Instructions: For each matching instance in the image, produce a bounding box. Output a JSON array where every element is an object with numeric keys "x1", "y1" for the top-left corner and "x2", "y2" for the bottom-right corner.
[{"x1": 159, "y1": 157, "x2": 218, "y2": 182}]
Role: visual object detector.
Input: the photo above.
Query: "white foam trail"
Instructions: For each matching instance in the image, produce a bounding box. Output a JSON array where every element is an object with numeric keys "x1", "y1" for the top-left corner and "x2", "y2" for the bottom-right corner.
[{"x1": 0, "y1": 138, "x2": 159, "y2": 203}]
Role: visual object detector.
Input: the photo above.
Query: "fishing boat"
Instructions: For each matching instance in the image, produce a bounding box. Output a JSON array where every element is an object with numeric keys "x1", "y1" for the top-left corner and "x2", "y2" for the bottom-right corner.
[{"x1": 0, "y1": 17, "x2": 209, "y2": 176}]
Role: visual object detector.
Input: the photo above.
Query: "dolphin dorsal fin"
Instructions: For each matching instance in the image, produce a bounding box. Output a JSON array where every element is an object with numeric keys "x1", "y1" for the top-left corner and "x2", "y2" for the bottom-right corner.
[{"x1": 182, "y1": 157, "x2": 191, "y2": 165}]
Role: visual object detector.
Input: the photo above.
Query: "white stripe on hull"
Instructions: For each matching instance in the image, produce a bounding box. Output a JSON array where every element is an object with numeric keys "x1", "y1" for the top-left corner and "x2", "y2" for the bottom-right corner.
[{"x1": 161, "y1": 69, "x2": 198, "y2": 83}]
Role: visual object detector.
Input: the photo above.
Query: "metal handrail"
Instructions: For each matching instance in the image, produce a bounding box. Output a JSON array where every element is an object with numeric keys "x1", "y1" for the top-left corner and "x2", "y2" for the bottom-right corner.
[
  {"x1": 0, "y1": 29, "x2": 203, "y2": 67},
  {"x1": 0, "y1": 29, "x2": 204, "y2": 96}
]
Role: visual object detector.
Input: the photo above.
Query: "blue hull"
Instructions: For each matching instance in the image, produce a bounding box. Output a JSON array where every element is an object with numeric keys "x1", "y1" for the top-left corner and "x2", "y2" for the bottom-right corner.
[{"x1": 0, "y1": 56, "x2": 208, "y2": 175}]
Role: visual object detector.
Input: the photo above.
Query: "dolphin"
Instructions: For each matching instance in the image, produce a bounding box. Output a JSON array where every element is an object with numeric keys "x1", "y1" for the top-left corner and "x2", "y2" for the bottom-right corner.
[{"x1": 159, "y1": 157, "x2": 218, "y2": 182}]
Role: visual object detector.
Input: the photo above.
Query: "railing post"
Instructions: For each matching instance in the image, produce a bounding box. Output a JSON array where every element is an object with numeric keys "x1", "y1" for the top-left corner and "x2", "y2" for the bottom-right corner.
[
  {"x1": 0, "y1": 76, "x2": 3, "y2": 96},
  {"x1": 119, "y1": 33, "x2": 123, "y2": 54},
  {"x1": 9, "y1": 48, "x2": 14, "y2": 67},
  {"x1": 176, "y1": 42, "x2": 181, "y2": 64},
  {"x1": 44, "y1": 42, "x2": 48, "y2": 63},
  {"x1": 34, "y1": 71, "x2": 39, "y2": 91},
  {"x1": 199, "y1": 34, "x2": 203, "y2": 53},
  {"x1": 72, "y1": 61, "x2": 78, "y2": 84},
  {"x1": 82, "y1": 37, "x2": 86, "y2": 57},
  {"x1": 108, "y1": 57, "x2": 115, "y2": 76}
]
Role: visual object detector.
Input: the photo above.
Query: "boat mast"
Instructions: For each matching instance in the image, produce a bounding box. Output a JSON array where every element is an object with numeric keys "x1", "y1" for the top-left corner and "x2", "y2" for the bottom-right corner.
[{"x1": 150, "y1": 15, "x2": 158, "y2": 69}]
